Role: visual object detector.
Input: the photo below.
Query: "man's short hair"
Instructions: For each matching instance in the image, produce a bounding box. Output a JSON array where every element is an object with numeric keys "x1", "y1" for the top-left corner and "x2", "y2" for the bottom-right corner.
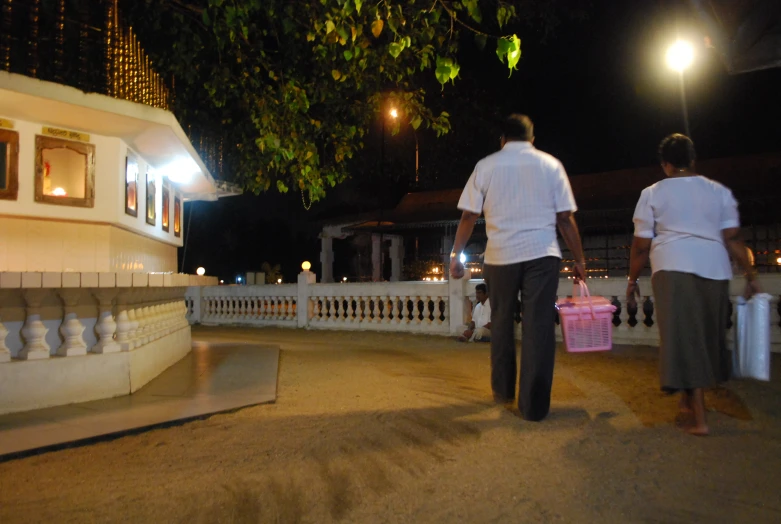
[
  {"x1": 501, "y1": 114, "x2": 534, "y2": 142},
  {"x1": 475, "y1": 283, "x2": 487, "y2": 294},
  {"x1": 658, "y1": 133, "x2": 696, "y2": 168}
]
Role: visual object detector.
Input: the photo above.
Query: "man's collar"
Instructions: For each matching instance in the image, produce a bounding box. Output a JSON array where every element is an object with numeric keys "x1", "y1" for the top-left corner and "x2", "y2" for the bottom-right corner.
[{"x1": 502, "y1": 141, "x2": 533, "y2": 150}]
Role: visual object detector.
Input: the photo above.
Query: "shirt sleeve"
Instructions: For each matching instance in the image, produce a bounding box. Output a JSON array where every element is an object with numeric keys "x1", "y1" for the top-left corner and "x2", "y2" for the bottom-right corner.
[
  {"x1": 633, "y1": 188, "x2": 655, "y2": 239},
  {"x1": 457, "y1": 165, "x2": 484, "y2": 214},
  {"x1": 720, "y1": 187, "x2": 740, "y2": 230},
  {"x1": 552, "y1": 161, "x2": 577, "y2": 213},
  {"x1": 483, "y1": 300, "x2": 491, "y2": 322}
]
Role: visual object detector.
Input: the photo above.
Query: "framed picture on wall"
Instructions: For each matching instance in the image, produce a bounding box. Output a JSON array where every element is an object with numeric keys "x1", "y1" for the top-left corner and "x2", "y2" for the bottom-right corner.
[
  {"x1": 162, "y1": 184, "x2": 170, "y2": 232},
  {"x1": 34, "y1": 135, "x2": 95, "y2": 208},
  {"x1": 0, "y1": 129, "x2": 19, "y2": 201},
  {"x1": 125, "y1": 153, "x2": 138, "y2": 217},
  {"x1": 145, "y1": 170, "x2": 156, "y2": 226},
  {"x1": 174, "y1": 196, "x2": 181, "y2": 237}
]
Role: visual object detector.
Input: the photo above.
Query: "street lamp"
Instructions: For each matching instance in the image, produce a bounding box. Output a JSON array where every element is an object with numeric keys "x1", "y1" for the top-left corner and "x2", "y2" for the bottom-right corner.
[
  {"x1": 387, "y1": 107, "x2": 419, "y2": 186},
  {"x1": 666, "y1": 40, "x2": 694, "y2": 137}
]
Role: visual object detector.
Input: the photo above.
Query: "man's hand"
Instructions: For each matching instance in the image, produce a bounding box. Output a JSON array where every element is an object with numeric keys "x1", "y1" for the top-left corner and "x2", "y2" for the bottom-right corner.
[
  {"x1": 626, "y1": 281, "x2": 641, "y2": 308},
  {"x1": 572, "y1": 261, "x2": 586, "y2": 282},
  {"x1": 744, "y1": 278, "x2": 761, "y2": 299},
  {"x1": 450, "y1": 258, "x2": 465, "y2": 279}
]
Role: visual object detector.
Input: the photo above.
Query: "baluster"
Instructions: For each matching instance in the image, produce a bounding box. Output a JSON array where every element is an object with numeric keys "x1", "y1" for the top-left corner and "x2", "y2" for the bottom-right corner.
[
  {"x1": 27, "y1": 0, "x2": 40, "y2": 78},
  {"x1": 394, "y1": 297, "x2": 404, "y2": 324},
  {"x1": 1, "y1": 0, "x2": 12, "y2": 72},
  {"x1": 441, "y1": 297, "x2": 450, "y2": 326},
  {"x1": 381, "y1": 296, "x2": 391, "y2": 323},
  {"x1": 19, "y1": 290, "x2": 49, "y2": 360},
  {"x1": 281, "y1": 297, "x2": 289, "y2": 320},
  {"x1": 371, "y1": 297, "x2": 382, "y2": 324},
  {"x1": 56, "y1": 290, "x2": 88, "y2": 356},
  {"x1": 424, "y1": 296, "x2": 434, "y2": 325},
  {"x1": 413, "y1": 296, "x2": 423, "y2": 324},
  {"x1": 642, "y1": 296, "x2": 655, "y2": 328},
  {"x1": 92, "y1": 290, "x2": 120, "y2": 354},
  {"x1": 334, "y1": 296, "x2": 343, "y2": 322},
  {"x1": 610, "y1": 296, "x2": 622, "y2": 327},
  {"x1": 127, "y1": 306, "x2": 139, "y2": 347},
  {"x1": 0, "y1": 313, "x2": 9, "y2": 362},
  {"x1": 288, "y1": 298, "x2": 296, "y2": 321},
  {"x1": 346, "y1": 296, "x2": 355, "y2": 322},
  {"x1": 401, "y1": 296, "x2": 411, "y2": 324},
  {"x1": 312, "y1": 297, "x2": 321, "y2": 321},
  {"x1": 54, "y1": 0, "x2": 66, "y2": 82}
]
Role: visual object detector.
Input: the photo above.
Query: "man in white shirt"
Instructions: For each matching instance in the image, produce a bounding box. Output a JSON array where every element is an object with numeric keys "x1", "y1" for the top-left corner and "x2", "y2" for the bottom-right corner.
[
  {"x1": 449, "y1": 114, "x2": 587, "y2": 422},
  {"x1": 459, "y1": 283, "x2": 491, "y2": 342}
]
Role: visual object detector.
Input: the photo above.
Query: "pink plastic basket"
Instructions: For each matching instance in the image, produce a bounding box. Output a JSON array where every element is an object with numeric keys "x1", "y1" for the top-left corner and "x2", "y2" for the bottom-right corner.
[{"x1": 556, "y1": 281, "x2": 616, "y2": 353}]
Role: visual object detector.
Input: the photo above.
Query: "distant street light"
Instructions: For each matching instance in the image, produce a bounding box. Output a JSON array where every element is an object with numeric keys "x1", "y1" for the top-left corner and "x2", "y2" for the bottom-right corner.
[
  {"x1": 387, "y1": 106, "x2": 419, "y2": 186},
  {"x1": 666, "y1": 40, "x2": 694, "y2": 137},
  {"x1": 196, "y1": 267, "x2": 206, "y2": 276},
  {"x1": 301, "y1": 261, "x2": 312, "y2": 271},
  {"x1": 389, "y1": 108, "x2": 399, "y2": 119}
]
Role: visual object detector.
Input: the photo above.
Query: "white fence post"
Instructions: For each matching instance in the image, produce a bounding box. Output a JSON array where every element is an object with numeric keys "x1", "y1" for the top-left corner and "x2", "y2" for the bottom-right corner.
[
  {"x1": 297, "y1": 271, "x2": 315, "y2": 328},
  {"x1": 448, "y1": 277, "x2": 469, "y2": 335}
]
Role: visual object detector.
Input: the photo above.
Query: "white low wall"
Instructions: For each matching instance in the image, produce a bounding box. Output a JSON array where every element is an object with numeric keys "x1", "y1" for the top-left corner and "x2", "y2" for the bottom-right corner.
[
  {"x1": 187, "y1": 274, "x2": 781, "y2": 352},
  {"x1": 0, "y1": 326, "x2": 190, "y2": 414}
]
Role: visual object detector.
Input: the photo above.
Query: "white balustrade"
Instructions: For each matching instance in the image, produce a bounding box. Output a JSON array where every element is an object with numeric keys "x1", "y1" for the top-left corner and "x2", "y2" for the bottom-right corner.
[
  {"x1": 0, "y1": 314, "x2": 10, "y2": 363},
  {"x1": 57, "y1": 289, "x2": 87, "y2": 356}
]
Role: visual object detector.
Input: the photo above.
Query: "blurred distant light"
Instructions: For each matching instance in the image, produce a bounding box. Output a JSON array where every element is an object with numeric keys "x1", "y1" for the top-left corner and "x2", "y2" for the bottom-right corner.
[
  {"x1": 301, "y1": 261, "x2": 312, "y2": 271},
  {"x1": 666, "y1": 40, "x2": 694, "y2": 72},
  {"x1": 389, "y1": 108, "x2": 398, "y2": 119},
  {"x1": 196, "y1": 267, "x2": 206, "y2": 276}
]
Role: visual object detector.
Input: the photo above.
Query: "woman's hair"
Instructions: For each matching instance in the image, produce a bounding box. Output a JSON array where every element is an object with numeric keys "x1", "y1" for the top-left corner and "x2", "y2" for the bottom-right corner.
[{"x1": 658, "y1": 133, "x2": 696, "y2": 168}]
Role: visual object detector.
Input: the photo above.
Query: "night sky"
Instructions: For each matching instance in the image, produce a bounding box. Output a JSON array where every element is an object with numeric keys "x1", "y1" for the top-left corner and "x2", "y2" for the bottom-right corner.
[{"x1": 181, "y1": 0, "x2": 781, "y2": 282}]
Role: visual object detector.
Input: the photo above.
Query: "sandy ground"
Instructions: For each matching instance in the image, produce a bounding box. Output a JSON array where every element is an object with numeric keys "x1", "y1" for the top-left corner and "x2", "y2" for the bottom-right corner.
[{"x1": 1, "y1": 326, "x2": 781, "y2": 523}]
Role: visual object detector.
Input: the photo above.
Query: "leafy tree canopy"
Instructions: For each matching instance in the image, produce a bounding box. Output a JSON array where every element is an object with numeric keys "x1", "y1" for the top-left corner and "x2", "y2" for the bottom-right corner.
[{"x1": 126, "y1": 0, "x2": 580, "y2": 203}]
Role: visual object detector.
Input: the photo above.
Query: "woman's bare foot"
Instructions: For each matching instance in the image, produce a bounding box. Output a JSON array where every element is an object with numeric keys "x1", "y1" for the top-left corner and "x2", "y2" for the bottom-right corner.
[
  {"x1": 685, "y1": 424, "x2": 710, "y2": 436},
  {"x1": 679, "y1": 392, "x2": 693, "y2": 414}
]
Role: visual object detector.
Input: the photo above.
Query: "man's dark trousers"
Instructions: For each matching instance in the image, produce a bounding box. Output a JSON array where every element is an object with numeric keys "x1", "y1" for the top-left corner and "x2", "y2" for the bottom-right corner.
[{"x1": 484, "y1": 256, "x2": 560, "y2": 421}]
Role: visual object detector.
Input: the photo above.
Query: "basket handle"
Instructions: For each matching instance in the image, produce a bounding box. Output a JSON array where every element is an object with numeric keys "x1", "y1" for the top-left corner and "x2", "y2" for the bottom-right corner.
[{"x1": 573, "y1": 281, "x2": 597, "y2": 320}]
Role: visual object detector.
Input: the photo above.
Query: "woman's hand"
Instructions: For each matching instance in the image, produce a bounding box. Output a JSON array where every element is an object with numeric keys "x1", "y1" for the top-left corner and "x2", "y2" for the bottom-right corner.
[
  {"x1": 626, "y1": 281, "x2": 641, "y2": 308},
  {"x1": 744, "y1": 277, "x2": 761, "y2": 299}
]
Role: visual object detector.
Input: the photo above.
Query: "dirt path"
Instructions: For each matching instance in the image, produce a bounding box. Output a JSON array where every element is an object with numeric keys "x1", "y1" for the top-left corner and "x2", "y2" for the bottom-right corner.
[{"x1": 1, "y1": 327, "x2": 780, "y2": 523}]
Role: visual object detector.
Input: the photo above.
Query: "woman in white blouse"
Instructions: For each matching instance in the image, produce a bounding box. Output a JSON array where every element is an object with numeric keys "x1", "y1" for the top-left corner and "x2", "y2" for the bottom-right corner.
[{"x1": 627, "y1": 134, "x2": 759, "y2": 436}]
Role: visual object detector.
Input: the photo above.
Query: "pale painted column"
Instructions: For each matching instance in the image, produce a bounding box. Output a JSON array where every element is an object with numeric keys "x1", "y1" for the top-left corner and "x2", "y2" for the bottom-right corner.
[
  {"x1": 91, "y1": 290, "x2": 120, "y2": 354},
  {"x1": 372, "y1": 234, "x2": 382, "y2": 282},
  {"x1": 0, "y1": 314, "x2": 10, "y2": 363},
  {"x1": 320, "y1": 236, "x2": 334, "y2": 283},
  {"x1": 390, "y1": 236, "x2": 405, "y2": 282},
  {"x1": 448, "y1": 276, "x2": 469, "y2": 335},
  {"x1": 297, "y1": 270, "x2": 315, "y2": 328},
  {"x1": 19, "y1": 289, "x2": 50, "y2": 360},
  {"x1": 56, "y1": 289, "x2": 87, "y2": 356},
  {"x1": 442, "y1": 235, "x2": 454, "y2": 280}
]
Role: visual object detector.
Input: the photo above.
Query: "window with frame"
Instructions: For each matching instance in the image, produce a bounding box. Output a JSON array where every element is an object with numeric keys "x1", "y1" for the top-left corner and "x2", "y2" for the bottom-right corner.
[
  {"x1": 174, "y1": 196, "x2": 181, "y2": 237},
  {"x1": 145, "y1": 170, "x2": 157, "y2": 226},
  {"x1": 162, "y1": 184, "x2": 170, "y2": 232},
  {"x1": 0, "y1": 129, "x2": 19, "y2": 200},
  {"x1": 35, "y1": 135, "x2": 95, "y2": 207},
  {"x1": 125, "y1": 153, "x2": 139, "y2": 217}
]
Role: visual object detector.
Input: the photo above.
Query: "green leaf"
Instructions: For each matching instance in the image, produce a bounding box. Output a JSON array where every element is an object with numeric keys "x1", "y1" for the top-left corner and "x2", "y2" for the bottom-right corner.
[
  {"x1": 497, "y1": 35, "x2": 522, "y2": 75},
  {"x1": 388, "y1": 42, "x2": 404, "y2": 58},
  {"x1": 463, "y1": 0, "x2": 482, "y2": 23},
  {"x1": 411, "y1": 115, "x2": 423, "y2": 130},
  {"x1": 276, "y1": 180, "x2": 289, "y2": 193},
  {"x1": 326, "y1": 20, "x2": 336, "y2": 34},
  {"x1": 202, "y1": 10, "x2": 211, "y2": 26},
  {"x1": 435, "y1": 65, "x2": 450, "y2": 86},
  {"x1": 355, "y1": 0, "x2": 363, "y2": 14},
  {"x1": 343, "y1": 49, "x2": 354, "y2": 61},
  {"x1": 332, "y1": 69, "x2": 342, "y2": 80}
]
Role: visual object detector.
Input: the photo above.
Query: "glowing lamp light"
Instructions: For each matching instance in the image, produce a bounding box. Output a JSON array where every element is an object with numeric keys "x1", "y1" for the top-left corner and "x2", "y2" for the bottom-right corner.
[
  {"x1": 196, "y1": 267, "x2": 206, "y2": 276},
  {"x1": 237, "y1": 276, "x2": 243, "y2": 283},
  {"x1": 219, "y1": 279, "x2": 224, "y2": 284},
  {"x1": 277, "y1": 278, "x2": 282, "y2": 284},
  {"x1": 389, "y1": 108, "x2": 398, "y2": 119},
  {"x1": 301, "y1": 261, "x2": 312, "y2": 271},
  {"x1": 776, "y1": 257, "x2": 781, "y2": 265},
  {"x1": 51, "y1": 187, "x2": 67, "y2": 196},
  {"x1": 342, "y1": 277, "x2": 348, "y2": 282},
  {"x1": 666, "y1": 40, "x2": 694, "y2": 72},
  {"x1": 459, "y1": 253, "x2": 466, "y2": 264},
  {"x1": 159, "y1": 157, "x2": 200, "y2": 184}
]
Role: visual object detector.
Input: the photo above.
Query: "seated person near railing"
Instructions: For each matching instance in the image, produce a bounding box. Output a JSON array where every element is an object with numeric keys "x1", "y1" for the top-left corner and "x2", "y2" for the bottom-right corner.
[{"x1": 459, "y1": 283, "x2": 491, "y2": 342}]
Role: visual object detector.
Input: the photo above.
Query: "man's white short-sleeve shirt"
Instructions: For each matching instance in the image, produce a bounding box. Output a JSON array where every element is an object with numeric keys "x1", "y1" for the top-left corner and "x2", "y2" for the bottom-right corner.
[{"x1": 457, "y1": 142, "x2": 577, "y2": 265}]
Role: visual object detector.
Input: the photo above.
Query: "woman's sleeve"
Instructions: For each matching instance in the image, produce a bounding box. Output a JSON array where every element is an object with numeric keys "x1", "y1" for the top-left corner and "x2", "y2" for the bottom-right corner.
[
  {"x1": 720, "y1": 187, "x2": 740, "y2": 230},
  {"x1": 632, "y1": 188, "x2": 655, "y2": 239}
]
